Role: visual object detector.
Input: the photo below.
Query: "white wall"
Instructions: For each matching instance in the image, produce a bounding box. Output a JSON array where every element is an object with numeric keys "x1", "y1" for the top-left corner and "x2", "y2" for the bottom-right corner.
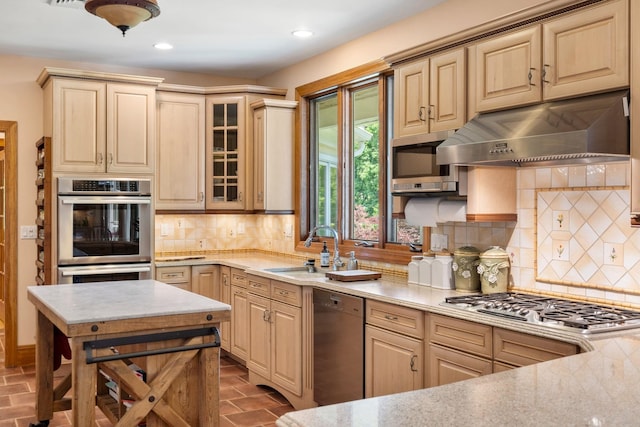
[{"x1": 258, "y1": 0, "x2": 551, "y2": 95}]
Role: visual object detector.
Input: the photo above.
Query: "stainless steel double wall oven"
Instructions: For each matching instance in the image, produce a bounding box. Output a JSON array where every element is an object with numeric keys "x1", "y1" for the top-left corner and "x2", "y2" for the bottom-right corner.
[{"x1": 56, "y1": 177, "x2": 152, "y2": 283}]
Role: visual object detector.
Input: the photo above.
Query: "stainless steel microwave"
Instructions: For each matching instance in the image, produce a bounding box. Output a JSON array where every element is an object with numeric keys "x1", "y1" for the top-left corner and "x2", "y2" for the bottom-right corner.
[{"x1": 391, "y1": 131, "x2": 459, "y2": 195}]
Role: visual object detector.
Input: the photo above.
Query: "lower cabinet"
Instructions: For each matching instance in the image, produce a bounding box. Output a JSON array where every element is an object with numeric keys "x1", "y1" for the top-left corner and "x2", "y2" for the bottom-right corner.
[
  {"x1": 365, "y1": 300, "x2": 424, "y2": 398},
  {"x1": 493, "y1": 327, "x2": 579, "y2": 368},
  {"x1": 428, "y1": 343, "x2": 492, "y2": 386},
  {"x1": 247, "y1": 275, "x2": 302, "y2": 396},
  {"x1": 230, "y1": 268, "x2": 249, "y2": 361},
  {"x1": 155, "y1": 265, "x2": 191, "y2": 291},
  {"x1": 191, "y1": 264, "x2": 219, "y2": 299},
  {"x1": 219, "y1": 266, "x2": 231, "y2": 351},
  {"x1": 427, "y1": 313, "x2": 580, "y2": 387}
]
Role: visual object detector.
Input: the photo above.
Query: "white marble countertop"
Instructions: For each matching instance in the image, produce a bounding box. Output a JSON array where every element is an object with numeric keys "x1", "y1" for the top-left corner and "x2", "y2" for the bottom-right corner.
[
  {"x1": 156, "y1": 254, "x2": 640, "y2": 426},
  {"x1": 27, "y1": 279, "x2": 231, "y2": 325}
]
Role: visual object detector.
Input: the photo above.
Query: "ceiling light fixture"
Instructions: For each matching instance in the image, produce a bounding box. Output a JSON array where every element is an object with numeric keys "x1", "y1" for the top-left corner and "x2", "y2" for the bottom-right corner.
[
  {"x1": 154, "y1": 42, "x2": 173, "y2": 50},
  {"x1": 85, "y1": 0, "x2": 161, "y2": 37},
  {"x1": 292, "y1": 30, "x2": 314, "y2": 38}
]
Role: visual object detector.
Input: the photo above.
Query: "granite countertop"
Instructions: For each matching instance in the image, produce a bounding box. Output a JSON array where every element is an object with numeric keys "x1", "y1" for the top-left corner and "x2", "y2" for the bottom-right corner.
[
  {"x1": 155, "y1": 254, "x2": 640, "y2": 426},
  {"x1": 27, "y1": 279, "x2": 231, "y2": 325}
]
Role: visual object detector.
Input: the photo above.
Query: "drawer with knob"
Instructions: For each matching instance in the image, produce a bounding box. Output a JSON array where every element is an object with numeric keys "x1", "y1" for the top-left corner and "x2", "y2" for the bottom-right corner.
[{"x1": 366, "y1": 299, "x2": 424, "y2": 340}]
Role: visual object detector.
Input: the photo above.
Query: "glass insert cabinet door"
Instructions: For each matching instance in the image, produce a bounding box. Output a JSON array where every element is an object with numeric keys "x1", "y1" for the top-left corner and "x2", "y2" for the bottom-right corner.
[{"x1": 206, "y1": 96, "x2": 246, "y2": 209}]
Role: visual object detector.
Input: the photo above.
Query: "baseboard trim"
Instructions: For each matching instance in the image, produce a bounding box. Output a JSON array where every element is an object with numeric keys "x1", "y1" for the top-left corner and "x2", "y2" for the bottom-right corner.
[{"x1": 16, "y1": 344, "x2": 35, "y2": 366}]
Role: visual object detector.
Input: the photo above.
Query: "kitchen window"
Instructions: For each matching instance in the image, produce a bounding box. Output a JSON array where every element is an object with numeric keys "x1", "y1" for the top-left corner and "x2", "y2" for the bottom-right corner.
[{"x1": 296, "y1": 61, "x2": 422, "y2": 263}]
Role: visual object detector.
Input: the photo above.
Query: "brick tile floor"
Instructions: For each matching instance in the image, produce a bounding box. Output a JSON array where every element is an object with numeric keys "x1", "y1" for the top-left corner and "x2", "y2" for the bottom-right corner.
[{"x1": 0, "y1": 326, "x2": 294, "y2": 426}]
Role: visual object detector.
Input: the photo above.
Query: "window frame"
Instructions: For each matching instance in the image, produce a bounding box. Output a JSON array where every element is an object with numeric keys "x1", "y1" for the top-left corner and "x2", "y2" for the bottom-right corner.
[{"x1": 294, "y1": 60, "x2": 424, "y2": 265}]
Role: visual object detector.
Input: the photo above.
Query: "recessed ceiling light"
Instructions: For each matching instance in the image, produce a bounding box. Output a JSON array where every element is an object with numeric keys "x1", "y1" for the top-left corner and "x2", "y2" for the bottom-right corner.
[
  {"x1": 292, "y1": 30, "x2": 313, "y2": 38},
  {"x1": 154, "y1": 42, "x2": 173, "y2": 50}
]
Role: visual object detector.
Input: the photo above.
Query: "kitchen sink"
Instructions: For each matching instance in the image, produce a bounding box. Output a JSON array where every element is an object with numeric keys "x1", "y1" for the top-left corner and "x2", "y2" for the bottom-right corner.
[{"x1": 263, "y1": 266, "x2": 327, "y2": 280}]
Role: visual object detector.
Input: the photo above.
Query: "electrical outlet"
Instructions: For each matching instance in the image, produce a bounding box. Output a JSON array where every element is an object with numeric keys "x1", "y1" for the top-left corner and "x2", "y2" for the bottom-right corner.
[
  {"x1": 160, "y1": 223, "x2": 170, "y2": 236},
  {"x1": 237, "y1": 223, "x2": 245, "y2": 234},
  {"x1": 20, "y1": 225, "x2": 37, "y2": 239},
  {"x1": 228, "y1": 228, "x2": 234, "y2": 237},
  {"x1": 284, "y1": 222, "x2": 293, "y2": 238},
  {"x1": 439, "y1": 234, "x2": 449, "y2": 250},
  {"x1": 431, "y1": 233, "x2": 448, "y2": 251}
]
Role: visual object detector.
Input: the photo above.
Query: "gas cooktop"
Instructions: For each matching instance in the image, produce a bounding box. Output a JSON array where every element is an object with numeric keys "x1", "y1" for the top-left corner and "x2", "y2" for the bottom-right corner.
[{"x1": 442, "y1": 292, "x2": 640, "y2": 334}]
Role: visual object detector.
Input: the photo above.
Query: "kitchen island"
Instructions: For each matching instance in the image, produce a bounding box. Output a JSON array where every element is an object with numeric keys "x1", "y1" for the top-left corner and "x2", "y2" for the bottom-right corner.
[{"x1": 27, "y1": 280, "x2": 231, "y2": 427}]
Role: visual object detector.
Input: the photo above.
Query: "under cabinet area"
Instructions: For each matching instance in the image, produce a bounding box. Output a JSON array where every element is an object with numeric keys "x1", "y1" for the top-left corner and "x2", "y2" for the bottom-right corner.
[
  {"x1": 427, "y1": 313, "x2": 579, "y2": 387},
  {"x1": 473, "y1": 0, "x2": 629, "y2": 112},
  {"x1": 365, "y1": 300, "x2": 424, "y2": 398},
  {"x1": 393, "y1": 47, "x2": 466, "y2": 138},
  {"x1": 38, "y1": 68, "x2": 160, "y2": 174}
]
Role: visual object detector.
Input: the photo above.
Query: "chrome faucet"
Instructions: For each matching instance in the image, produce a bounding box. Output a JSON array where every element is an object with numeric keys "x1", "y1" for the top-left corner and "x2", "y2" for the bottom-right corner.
[{"x1": 304, "y1": 225, "x2": 344, "y2": 270}]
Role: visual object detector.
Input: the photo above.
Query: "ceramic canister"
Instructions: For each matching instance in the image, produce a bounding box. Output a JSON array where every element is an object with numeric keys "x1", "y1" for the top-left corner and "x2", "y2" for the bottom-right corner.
[
  {"x1": 452, "y1": 246, "x2": 480, "y2": 292},
  {"x1": 478, "y1": 246, "x2": 510, "y2": 294}
]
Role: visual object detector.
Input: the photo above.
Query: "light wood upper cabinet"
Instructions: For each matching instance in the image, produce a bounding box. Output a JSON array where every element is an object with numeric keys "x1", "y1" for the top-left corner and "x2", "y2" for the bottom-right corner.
[
  {"x1": 106, "y1": 84, "x2": 156, "y2": 174},
  {"x1": 42, "y1": 75, "x2": 157, "y2": 174},
  {"x1": 251, "y1": 99, "x2": 297, "y2": 213},
  {"x1": 156, "y1": 91, "x2": 205, "y2": 210},
  {"x1": 429, "y1": 48, "x2": 466, "y2": 132},
  {"x1": 205, "y1": 95, "x2": 246, "y2": 210},
  {"x1": 542, "y1": 0, "x2": 629, "y2": 100},
  {"x1": 474, "y1": 0, "x2": 628, "y2": 112},
  {"x1": 394, "y1": 59, "x2": 430, "y2": 137},
  {"x1": 394, "y1": 48, "x2": 465, "y2": 137},
  {"x1": 474, "y1": 25, "x2": 542, "y2": 112}
]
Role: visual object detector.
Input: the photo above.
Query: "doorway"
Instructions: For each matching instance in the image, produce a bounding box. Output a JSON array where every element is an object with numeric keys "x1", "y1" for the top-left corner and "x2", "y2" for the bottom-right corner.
[{"x1": 0, "y1": 121, "x2": 17, "y2": 367}]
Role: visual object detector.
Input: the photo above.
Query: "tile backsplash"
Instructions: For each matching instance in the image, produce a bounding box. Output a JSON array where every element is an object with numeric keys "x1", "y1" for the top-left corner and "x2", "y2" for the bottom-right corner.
[
  {"x1": 432, "y1": 161, "x2": 640, "y2": 307},
  {"x1": 156, "y1": 161, "x2": 640, "y2": 307}
]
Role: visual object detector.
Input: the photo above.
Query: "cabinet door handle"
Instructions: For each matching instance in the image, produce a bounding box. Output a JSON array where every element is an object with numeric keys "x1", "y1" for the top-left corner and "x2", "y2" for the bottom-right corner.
[
  {"x1": 239, "y1": 192, "x2": 243, "y2": 202},
  {"x1": 384, "y1": 314, "x2": 398, "y2": 321},
  {"x1": 199, "y1": 192, "x2": 204, "y2": 202},
  {"x1": 528, "y1": 68, "x2": 536, "y2": 86},
  {"x1": 418, "y1": 106, "x2": 426, "y2": 122},
  {"x1": 541, "y1": 64, "x2": 550, "y2": 84},
  {"x1": 278, "y1": 290, "x2": 289, "y2": 296},
  {"x1": 108, "y1": 153, "x2": 113, "y2": 165},
  {"x1": 428, "y1": 105, "x2": 435, "y2": 120},
  {"x1": 410, "y1": 354, "x2": 418, "y2": 372},
  {"x1": 97, "y1": 152, "x2": 104, "y2": 165}
]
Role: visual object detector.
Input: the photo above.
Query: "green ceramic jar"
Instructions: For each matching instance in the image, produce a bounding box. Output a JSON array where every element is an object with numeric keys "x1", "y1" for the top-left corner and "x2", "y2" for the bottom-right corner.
[
  {"x1": 452, "y1": 246, "x2": 480, "y2": 292},
  {"x1": 478, "y1": 246, "x2": 510, "y2": 294}
]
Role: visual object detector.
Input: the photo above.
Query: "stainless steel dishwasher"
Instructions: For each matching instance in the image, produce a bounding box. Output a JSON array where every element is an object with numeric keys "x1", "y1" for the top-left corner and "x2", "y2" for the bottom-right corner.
[{"x1": 313, "y1": 288, "x2": 364, "y2": 405}]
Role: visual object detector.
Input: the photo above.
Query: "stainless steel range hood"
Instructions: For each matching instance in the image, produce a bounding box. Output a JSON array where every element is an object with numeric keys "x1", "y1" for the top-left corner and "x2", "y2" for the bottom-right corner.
[{"x1": 436, "y1": 90, "x2": 630, "y2": 167}]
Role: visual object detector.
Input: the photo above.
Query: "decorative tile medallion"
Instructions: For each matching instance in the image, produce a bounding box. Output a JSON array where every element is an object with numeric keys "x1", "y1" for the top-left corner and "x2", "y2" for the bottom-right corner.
[{"x1": 537, "y1": 190, "x2": 640, "y2": 289}]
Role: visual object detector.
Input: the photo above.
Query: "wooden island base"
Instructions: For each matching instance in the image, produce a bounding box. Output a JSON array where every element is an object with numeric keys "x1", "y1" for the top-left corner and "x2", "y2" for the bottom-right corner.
[{"x1": 27, "y1": 280, "x2": 231, "y2": 427}]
